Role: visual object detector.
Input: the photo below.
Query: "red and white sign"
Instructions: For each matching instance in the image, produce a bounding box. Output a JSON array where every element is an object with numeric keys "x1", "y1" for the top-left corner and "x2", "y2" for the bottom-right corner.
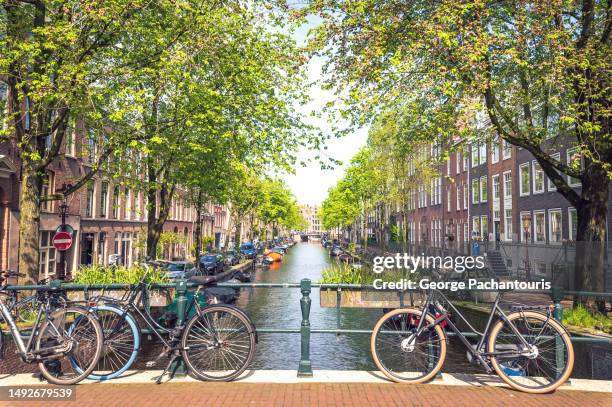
[{"x1": 52, "y1": 231, "x2": 73, "y2": 251}]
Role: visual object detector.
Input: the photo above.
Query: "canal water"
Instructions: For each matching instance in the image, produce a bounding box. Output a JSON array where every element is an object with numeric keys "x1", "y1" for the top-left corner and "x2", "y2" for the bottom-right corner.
[
  {"x1": 236, "y1": 242, "x2": 609, "y2": 379},
  {"x1": 236, "y1": 241, "x2": 478, "y2": 373}
]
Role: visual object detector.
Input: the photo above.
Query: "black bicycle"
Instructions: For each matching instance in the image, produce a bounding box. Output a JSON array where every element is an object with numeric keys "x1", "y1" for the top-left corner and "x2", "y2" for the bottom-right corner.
[
  {"x1": 371, "y1": 288, "x2": 574, "y2": 393},
  {"x1": 0, "y1": 271, "x2": 103, "y2": 384},
  {"x1": 86, "y1": 263, "x2": 257, "y2": 383}
]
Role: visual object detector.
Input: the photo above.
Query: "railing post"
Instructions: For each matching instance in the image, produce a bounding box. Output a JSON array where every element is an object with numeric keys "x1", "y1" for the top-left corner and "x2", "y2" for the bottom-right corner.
[
  {"x1": 551, "y1": 286, "x2": 564, "y2": 321},
  {"x1": 298, "y1": 278, "x2": 313, "y2": 377},
  {"x1": 551, "y1": 286, "x2": 565, "y2": 379},
  {"x1": 171, "y1": 279, "x2": 188, "y2": 376}
]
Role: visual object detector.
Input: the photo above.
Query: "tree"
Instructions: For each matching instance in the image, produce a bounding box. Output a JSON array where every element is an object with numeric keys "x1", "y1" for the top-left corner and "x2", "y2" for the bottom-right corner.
[
  {"x1": 0, "y1": 0, "x2": 211, "y2": 281},
  {"x1": 308, "y1": 1, "x2": 611, "y2": 293}
]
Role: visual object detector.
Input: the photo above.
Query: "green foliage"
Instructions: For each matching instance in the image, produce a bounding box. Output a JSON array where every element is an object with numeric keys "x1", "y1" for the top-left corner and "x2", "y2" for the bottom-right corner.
[
  {"x1": 320, "y1": 262, "x2": 419, "y2": 284},
  {"x1": 74, "y1": 264, "x2": 170, "y2": 285},
  {"x1": 563, "y1": 305, "x2": 612, "y2": 333}
]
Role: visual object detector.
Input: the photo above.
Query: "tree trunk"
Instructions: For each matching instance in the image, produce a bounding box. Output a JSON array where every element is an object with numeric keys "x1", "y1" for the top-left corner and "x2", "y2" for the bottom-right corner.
[
  {"x1": 18, "y1": 162, "x2": 42, "y2": 283},
  {"x1": 145, "y1": 165, "x2": 174, "y2": 259},
  {"x1": 194, "y1": 192, "x2": 203, "y2": 263},
  {"x1": 574, "y1": 170, "x2": 608, "y2": 296}
]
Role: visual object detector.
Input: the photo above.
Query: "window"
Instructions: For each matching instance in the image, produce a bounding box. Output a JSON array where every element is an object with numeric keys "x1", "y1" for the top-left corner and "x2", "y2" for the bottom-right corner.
[
  {"x1": 492, "y1": 174, "x2": 500, "y2": 201},
  {"x1": 40, "y1": 171, "x2": 54, "y2": 212},
  {"x1": 85, "y1": 181, "x2": 94, "y2": 218},
  {"x1": 86, "y1": 129, "x2": 97, "y2": 164},
  {"x1": 549, "y1": 209, "x2": 562, "y2": 243},
  {"x1": 39, "y1": 231, "x2": 56, "y2": 279},
  {"x1": 548, "y1": 153, "x2": 561, "y2": 191},
  {"x1": 471, "y1": 144, "x2": 478, "y2": 167},
  {"x1": 480, "y1": 176, "x2": 488, "y2": 203},
  {"x1": 568, "y1": 208, "x2": 578, "y2": 240},
  {"x1": 534, "y1": 211, "x2": 545, "y2": 243},
  {"x1": 100, "y1": 182, "x2": 108, "y2": 218},
  {"x1": 520, "y1": 212, "x2": 532, "y2": 242},
  {"x1": 502, "y1": 140, "x2": 511, "y2": 159},
  {"x1": 504, "y1": 209, "x2": 513, "y2": 241},
  {"x1": 463, "y1": 222, "x2": 469, "y2": 243},
  {"x1": 456, "y1": 152, "x2": 461, "y2": 174},
  {"x1": 112, "y1": 185, "x2": 120, "y2": 219},
  {"x1": 481, "y1": 216, "x2": 488, "y2": 240},
  {"x1": 503, "y1": 171, "x2": 512, "y2": 198},
  {"x1": 135, "y1": 191, "x2": 142, "y2": 220},
  {"x1": 456, "y1": 185, "x2": 461, "y2": 211},
  {"x1": 431, "y1": 177, "x2": 441, "y2": 205},
  {"x1": 471, "y1": 179, "x2": 480, "y2": 204},
  {"x1": 491, "y1": 138, "x2": 499, "y2": 163},
  {"x1": 463, "y1": 183, "x2": 468, "y2": 209},
  {"x1": 519, "y1": 163, "x2": 530, "y2": 196},
  {"x1": 463, "y1": 153, "x2": 469, "y2": 171},
  {"x1": 566, "y1": 147, "x2": 582, "y2": 187},
  {"x1": 65, "y1": 119, "x2": 76, "y2": 157},
  {"x1": 446, "y1": 189, "x2": 451, "y2": 212},
  {"x1": 472, "y1": 216, "x2": 481, "y2": 237},
  {"x1": 532, "y1": 161, "x2": 544, "y2": 194},
  {"x1": 479, "y1": 143, "x2": 487, "y2": 166},
  {"x1": 126, "y1": 189, "x2": 132, "y2": 220}
]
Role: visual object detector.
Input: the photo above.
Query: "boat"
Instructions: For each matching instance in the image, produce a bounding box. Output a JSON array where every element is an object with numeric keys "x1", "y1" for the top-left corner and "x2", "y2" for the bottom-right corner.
[{"x1": 264, "y1": 250, "x2": 282, "y2": 262}]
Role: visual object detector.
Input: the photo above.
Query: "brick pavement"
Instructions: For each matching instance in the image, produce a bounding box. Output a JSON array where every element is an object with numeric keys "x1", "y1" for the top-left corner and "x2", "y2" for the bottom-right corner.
[{"x1": 0, "y1": 382, "x2": 610, "y2": 407}]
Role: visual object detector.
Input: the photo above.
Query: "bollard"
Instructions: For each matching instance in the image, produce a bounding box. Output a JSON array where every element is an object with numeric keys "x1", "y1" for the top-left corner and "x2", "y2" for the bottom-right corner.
[
  {"x1": 298, "y1": 278, "x2": 313, "y2": 377},
  {"x1": 170, "y1": 278, "x2": 189, "y2": 376}
]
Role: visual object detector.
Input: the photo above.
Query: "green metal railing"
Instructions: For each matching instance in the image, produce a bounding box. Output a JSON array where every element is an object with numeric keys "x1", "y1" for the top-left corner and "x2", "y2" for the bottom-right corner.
[{"x1": 4, "y1": 279, "x2": 612, "y2": 378}]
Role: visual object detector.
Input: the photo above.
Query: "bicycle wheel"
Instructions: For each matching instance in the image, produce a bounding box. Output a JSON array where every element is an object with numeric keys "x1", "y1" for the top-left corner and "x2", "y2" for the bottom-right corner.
[
  {"x1": 488, "y1": 311, "x2": 574, "y2": 393},
  {"x1": 371, "y1": 308, "x2": 446, "y2": 383},
  {"x1": 36, "y1": 306, "x2": 103, "y2": 385},
  {"x1": 182, "y1": 305, "x2": 256, "y2": 381},
  {"x1": 15, "y1": 295, "x2": 38, "y2": 324},
  {"x1": 87, "y1": 304, "x2": 140, "y2": 381}
]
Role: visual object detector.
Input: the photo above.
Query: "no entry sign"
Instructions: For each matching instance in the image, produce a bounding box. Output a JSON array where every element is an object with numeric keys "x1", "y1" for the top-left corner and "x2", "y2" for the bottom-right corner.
[{"x1": 52, "y1": 231, "x2": 73, "y2": 251}]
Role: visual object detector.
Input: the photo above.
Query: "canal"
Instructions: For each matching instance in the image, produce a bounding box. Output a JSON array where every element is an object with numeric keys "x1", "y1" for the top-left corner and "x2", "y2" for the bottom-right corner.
[
  {"x1": 236, "y1": 241, "x2": 479, "y2": 373},
  {"x1": 236, "y1": 242, "x2": 610, "y2": 379}
]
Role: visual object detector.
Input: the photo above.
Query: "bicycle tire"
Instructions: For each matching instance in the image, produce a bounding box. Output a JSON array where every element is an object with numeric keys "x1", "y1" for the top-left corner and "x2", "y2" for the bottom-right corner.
[
  {"x1": 86, "y1": 304, "x2": 140, "y2": 381},
  {"x1": 181, "y1": 305, "x2": 256, "y2": 381},
  {"x1": 36, "y1": 306, "x2": 103, "y2": 385},
  {"x1": 371, "y1": 308, "x2": 447, "y2": 384},
  {"x1": 488, "y1": 311, "x2": 574, "y2": 393}
]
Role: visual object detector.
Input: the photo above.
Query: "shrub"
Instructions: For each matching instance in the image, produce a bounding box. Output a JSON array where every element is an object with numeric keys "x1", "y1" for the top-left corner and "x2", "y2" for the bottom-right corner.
[
  {"x1": 74, "y1": 264, "x2": 169, "y2": 285},
  {"x1": 563, "y1": 305, "x2": 611, "y2": 333}
]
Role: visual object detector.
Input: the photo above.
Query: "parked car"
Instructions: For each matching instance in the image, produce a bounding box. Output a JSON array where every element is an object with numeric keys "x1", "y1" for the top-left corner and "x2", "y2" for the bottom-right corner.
[
  {"x1": 199, "y1": 254, "x2": 224, "y2": 275},
  {"x1": 239, "y1": 243, "x2": 257, "y2": 259},
  {"x1": 159, "y1": 261, "x2": 196, "y2": 279},
  {"x1": 224, "y1": 251, "x2": 241, "y2": 266}
]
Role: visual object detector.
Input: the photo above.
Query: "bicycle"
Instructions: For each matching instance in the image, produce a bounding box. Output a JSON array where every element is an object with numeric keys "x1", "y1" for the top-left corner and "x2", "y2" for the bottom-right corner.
[
  {"x1": 85, "y1": 263, "x2": 257, "y2": 383},
  {"x1": 370, "y1": 288, "x2": 574, "y2": 393},
  {"x1": 0, "y1": 271, "x2": 104, "y2": 384},
  {"x1": 0, "y1": 271, "x2": 51, "y2": 324}
]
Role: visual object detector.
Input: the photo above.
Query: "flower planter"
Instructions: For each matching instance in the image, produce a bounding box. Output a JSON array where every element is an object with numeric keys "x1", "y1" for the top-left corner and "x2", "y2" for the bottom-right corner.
[
  {"x1": 320, "y1": 289, "x2": 423, "y2": 308},
  {"x1": 68, "y1": 288, "x2": 173, "y2": 307}
]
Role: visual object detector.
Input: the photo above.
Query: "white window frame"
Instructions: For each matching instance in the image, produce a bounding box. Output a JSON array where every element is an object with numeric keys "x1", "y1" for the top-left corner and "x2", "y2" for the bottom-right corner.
[
  {"x1": 491, "y1": 138, "x2": 499, "y2": 164},
  {"x1": 519, "y1": 163, "x2": 530, "y2": 196},
  {"x1": 456, "y1": 184, "x2": 461, "y2": 211},
  {"x1": 471, "y1": 144, "x2": 478, "y2": 168},
  {"x1": 479, "y1": 143, "x2": 487, "y2": 166},
  {"x1": 548, "y1": 153, "x2": 561, "y2": 191},
  {"x1": 533, "y1": 210, "x2": 546, "y2": 243},
  {"x1": 502, "y1": 140, "x2": 511, "y2": 159},
  {"x1": 504, "y1": 209, "x2": 513, "y2": 241},
  {"x1": 480, "y1": 215, "x2": 488, "y2": 240},
  {"x1": 503, "y1": 171, "x2": 512, "y2": 199},
  {"x1": 463, "y1": 183, "x2": 468, "y2": 209},
  {"x1": 568, "y1": 207, "x2": 578, "y2": 241},
  {"x1": 532, "y1": 161, "x2": 545, "y2": 194},
  {"x1": 471, "y1": 179, "x2": 479, "y2": 204},
  {"x1": 480, "y1": 176, "x2": 488, "y2": 203},
  {"x1": 548, "y1": 209, "x2": 562, "y2": 244},
  {"x1": 456, "y1": 152, "x2": 461, "y2": 174},
  {"x1": 492, "y1": 174, "x2": 500, "y2": 201}
]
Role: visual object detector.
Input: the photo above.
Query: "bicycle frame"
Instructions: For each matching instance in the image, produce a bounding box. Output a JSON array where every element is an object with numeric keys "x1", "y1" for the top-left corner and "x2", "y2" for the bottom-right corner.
[
  {"x1": 414, "y1": 289, "x2": 534, "y2": 372},
  {"x1": 0, "y1": 293, "x2": 67, "y2": 360}
]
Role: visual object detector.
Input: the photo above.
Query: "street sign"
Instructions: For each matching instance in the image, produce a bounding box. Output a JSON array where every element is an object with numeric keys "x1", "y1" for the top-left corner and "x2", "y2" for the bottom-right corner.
[{"x1": 53, "y1": 231, "x2": 73, "y2": 251}]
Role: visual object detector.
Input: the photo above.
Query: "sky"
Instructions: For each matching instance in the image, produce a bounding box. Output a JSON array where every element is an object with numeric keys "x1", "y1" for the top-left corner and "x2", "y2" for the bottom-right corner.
[{"x1": 280, "y1": 15, "x2": 368, "y2": 206}]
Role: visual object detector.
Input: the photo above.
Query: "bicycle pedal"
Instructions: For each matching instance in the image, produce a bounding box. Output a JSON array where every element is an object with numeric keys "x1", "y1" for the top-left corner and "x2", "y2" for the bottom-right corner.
[{"x1": 145, "y1": 361, "x2": 157, "y2": 368}]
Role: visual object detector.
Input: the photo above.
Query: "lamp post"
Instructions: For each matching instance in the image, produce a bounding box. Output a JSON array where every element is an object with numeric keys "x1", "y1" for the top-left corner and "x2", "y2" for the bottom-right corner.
[
  {"x1": 522, "y1": 216, "x2": 531, "y2": 281},
  {"x1": 56, "y1": 183, "x2": 72, "y2": 281}
]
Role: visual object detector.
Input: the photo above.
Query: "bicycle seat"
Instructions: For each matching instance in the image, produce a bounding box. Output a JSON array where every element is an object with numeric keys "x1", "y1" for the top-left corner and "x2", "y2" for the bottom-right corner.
[
  {"x1": 188, "y1": 275, "x2": 217, "y2": 286},
  {"x1": 3, "y1": 270, "x2": 24, "y2": 278}
]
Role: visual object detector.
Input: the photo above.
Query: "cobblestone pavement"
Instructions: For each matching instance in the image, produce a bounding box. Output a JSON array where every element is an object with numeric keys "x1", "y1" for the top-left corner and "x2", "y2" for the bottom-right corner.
[{"x1": 0, "y1": 382, "x2": 610, "y2": 407}]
